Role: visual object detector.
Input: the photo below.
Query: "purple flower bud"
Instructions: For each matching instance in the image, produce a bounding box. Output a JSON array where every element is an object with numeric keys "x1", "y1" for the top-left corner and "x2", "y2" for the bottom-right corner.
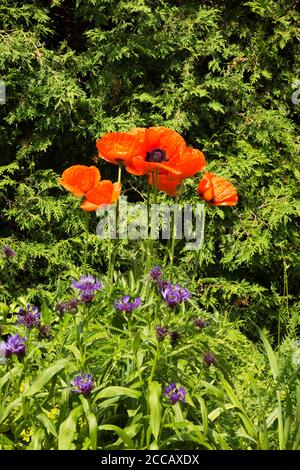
[
  {"x1": 80, "y1": 291, "x2": 95, "y2": 304},
  {"x1": 203, "y1": 352, "x2": 217, "y2": 367},
  {"x1": 2, "y1": 245, "x2": 16, "y2": 258},
  {"x1": 56, "y1": 299, "x2": 78, "y2": 315},
  {"x1": 169, "y1": 331, "x2": 180, "y2": 347},
  {"x1": 38, "y1": 324, "x2": 52, "y2": 340},
  {"x1": 149, "y1": 266, "x2": 163, "y2": 283},
  {"x1": 194, "y1": 318, "x2": 208, "y2": 329},
  {"x1": 155, "y1": 326, "x2": 168, "y2": 341}
]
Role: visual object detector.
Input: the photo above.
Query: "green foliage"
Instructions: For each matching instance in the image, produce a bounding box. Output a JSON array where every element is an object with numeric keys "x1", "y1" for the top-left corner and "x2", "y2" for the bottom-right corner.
[{"x1": 0, "y1": 0, "x2": 300, "y2": 451}]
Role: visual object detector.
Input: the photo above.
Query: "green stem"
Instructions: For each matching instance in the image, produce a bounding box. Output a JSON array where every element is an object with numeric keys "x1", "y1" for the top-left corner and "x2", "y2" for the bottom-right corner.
[
  {"x1": 148, "y1": 169, "x2": 159, "y2": 270},
  {"x1": 169, "y1": 194, "x2": 178, "y2": 278},
  {"x1": 146, "y1": 177, "x2": 151, "y2": 273},
  {"x1": 83, "y1": 211, "x2": 89, "y2": 274},
  {"x1": 109, "y1": 164, "x2": 122, "y2": 286}
]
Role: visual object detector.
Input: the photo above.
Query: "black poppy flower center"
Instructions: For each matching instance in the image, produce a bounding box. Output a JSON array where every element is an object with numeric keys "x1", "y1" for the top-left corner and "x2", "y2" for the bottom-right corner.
[{"x1": 146, "y1": 148, "x2": 168, "y2": 163}]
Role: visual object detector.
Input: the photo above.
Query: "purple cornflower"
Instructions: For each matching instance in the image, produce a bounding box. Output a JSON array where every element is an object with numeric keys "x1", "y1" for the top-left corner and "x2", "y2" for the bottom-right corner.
[
  {"x1": 2, "y1": 245, "x2": 16, "y2": 258},
  {"x1": 71, "y1": 276, "x2": 102, "y2": 305},
  {"x1": 56, "y1": 299, "x2": 78, "y2": 315},
  {"x1": 149, "y1": 266, "x2": 163, "y2": 283},
  {"x1": 114, "y1": 295, "x2": 142, "y2": 314},
  {"x1": 161, "y1": 283, "x2": 190, "y2": 308},
  {"x1": 194, "y1": 318, "x2": 208, "y2": 329},
  {"x1": 17, "y1": 304, "x2": 40, "y2": 329},
  {"x1": 70, "y1": 373, "x2": 94, "y2": 396},
  {"x1": 38, "y1": 324, "x2": 52, "y2": 340},
  {"x1": 164, "y1": 383, "x2": 187, "y2": 404},
  {"x1": 169, "y1": 331, "x2": 180, "y2": 347},
  {"x1": 203, "y1": 352, "x2": 217, "y2": 367},
  {"x1": 155, "y1": 326, "x2": 168, "y2": 341},
  {"x1": 5, "y1": 333, "x2": 26, "y2": 358},
  {"x1": 72, "y1": 276, "x2": 102, "y2": 293}
]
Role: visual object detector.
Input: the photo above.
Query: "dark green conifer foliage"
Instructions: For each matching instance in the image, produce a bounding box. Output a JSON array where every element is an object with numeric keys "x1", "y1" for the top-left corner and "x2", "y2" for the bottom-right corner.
[{"x1": 0, "y1": 0, "x2": 299, "y2": 334}]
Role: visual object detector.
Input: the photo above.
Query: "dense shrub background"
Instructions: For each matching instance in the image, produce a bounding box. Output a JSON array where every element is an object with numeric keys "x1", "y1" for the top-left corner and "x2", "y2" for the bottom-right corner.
[{"x1": 0, "y1": 0, "x2": 299, "y2": 337}]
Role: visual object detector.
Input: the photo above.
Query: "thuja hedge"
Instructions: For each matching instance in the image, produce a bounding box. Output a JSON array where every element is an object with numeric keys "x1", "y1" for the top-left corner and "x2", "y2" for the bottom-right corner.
[{"x1": 0, "y1": 0, "x2": 299, "y2": 335}]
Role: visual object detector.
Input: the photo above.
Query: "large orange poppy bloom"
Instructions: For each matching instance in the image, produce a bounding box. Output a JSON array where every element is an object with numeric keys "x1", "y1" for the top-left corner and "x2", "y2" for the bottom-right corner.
[
  {"x1": 197, "y1": 172, "x2": 238, "y2": 206},
  {"x1": 96, "y1": 127, "x2": 206, "y2": 180},
  {"x1": 80, "y1": 182, "x2": 122, "y2": 212},
  {"x1": 59, "y1": 165, "x2": 100, "y2": 197}
]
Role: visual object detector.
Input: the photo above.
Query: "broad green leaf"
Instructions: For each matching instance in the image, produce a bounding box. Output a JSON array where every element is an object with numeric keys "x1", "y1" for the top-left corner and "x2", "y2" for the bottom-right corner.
[
  {"x1": 93, "y1": 386, "x2": 141, "y2": 402},
  {"x1": 198, "y1": 396, "x2": 208, "y2": 436},
  {"x1": 88, "y1": 413, "x2": 98, "y2": 450},
  {"x1": 0, "y1": 398, "x2": 22, "y2": 425},
  {"x1": 208, "y1": 404, "x2": 235, "y2": 421},
  {"x1": 98, "y1": 424, "x2": 135, "y2": 449},
  {"x1": 26, "y1": 358, "x2": 69, "y2": 396},
  {"x1": 0, "y1": 365, "x2": 23, "y2": 392},
  {"x1": 28, "y1": 428, "x2": 44, "y2": 450},
  {"x1": 148, "y1": 381, "x2": 162, "y2": 442},
  {"x1": 259, "y1": 330, "x2": 279, "y2": 380},
  {"x1": 58, "y1": 405, "x2": 83, "y2": 450},
  {"x1": 220, "y1": 377, "x2": 256, "y2": 438},
  {"x1": 37, "y1": 413, "x2": 58, "y2": 438}
]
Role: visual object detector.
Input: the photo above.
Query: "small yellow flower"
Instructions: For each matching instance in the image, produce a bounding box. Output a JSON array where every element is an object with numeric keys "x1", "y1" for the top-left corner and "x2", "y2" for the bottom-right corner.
[
  {"x1": 19, "y1": 381, "x2": 25, "y2": 393},
  {"x1": 47, "y1": 407, "x2": 59, "y2": 420},
  {"x1": 20, "y1": 428, "x2": 33, "y2": 443}
]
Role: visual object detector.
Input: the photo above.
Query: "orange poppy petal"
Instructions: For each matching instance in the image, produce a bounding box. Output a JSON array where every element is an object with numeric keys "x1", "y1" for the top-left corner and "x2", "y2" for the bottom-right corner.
[
  {"x1": 145, "y1": 127, "x2": 186, "y2": 164},
  {"x1": 111, "y1": 182, "x2": 122, "y2": 203},
  {"x1": 197, "y1": 173, "x2": 215, "y2": 202},
  {"x1": 127, "y1": 127, "x2": 147, "y2": 143},
  {"x1": 60, "y1": 165, "x2": 100, "y2": 197},
  {"x1": 80, "y1": 200, "x2": 99, "y2": 212},
  {"x1": 96, "y1": 132, "x2": 142, "y2": 165},
  {"x1": 210, "y1": 196, "x2": 238, "y2": 206},
  {"x1": 175, "y1": 148, "x2": 206, "y2": 178},
  {"x1": 148, "y1": 174, "x2": 182, "y2": 196},
  {"x1": 131, "y1": 156, "x2": 182, "y2": 176},
  {"x1": 85, "y1": 180, "x2": 114, "y2": 206},
  {"x1": 125, "y1": 164, "x2": 145, "y2": 176},
  {"x1": 59, "y1": 179, "x2": 85, "y2": 197}
]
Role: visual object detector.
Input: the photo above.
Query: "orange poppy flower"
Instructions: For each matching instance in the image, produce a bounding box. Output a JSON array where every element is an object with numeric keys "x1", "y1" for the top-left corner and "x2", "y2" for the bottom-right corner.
[
  {"x1": 80, "y1": 181, "x2": 122, "y2": 212},
  {"x1": 59, "y1": 165, "x2": 100, "y2": 197},
  {"x1": 96, "y1": 127, "x2": 206, "y2": 179},
  {"x1": 197, "y1": 172, "x2": 238, "y2": 206}
]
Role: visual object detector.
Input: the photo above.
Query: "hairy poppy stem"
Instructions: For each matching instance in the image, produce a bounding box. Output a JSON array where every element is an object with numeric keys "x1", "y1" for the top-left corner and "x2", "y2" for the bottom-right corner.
[
  {"x1": 169, "y1": 191, "x2": 181, "y2": 278},
  {"x1": 108, "y1": 164, "x2": 122, "y2": 288},
  {"x1": 150, "y1": 169, "x2": 159, "y2": 267},
  {"x1": 146, "y1": 177, "x2": 151, "y2": 272},
  {"x1": 83, "y1": 211, "x2": 89, "y2": 273}
]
